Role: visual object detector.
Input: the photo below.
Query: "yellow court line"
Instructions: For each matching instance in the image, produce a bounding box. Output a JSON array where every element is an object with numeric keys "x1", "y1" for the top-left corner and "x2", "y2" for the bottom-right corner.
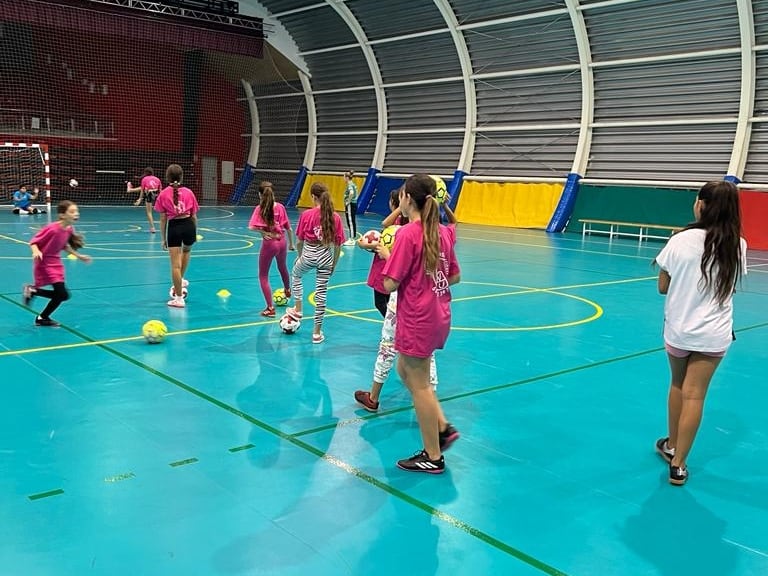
[{"x1": 0, "y1": 317, "x2": 278, "y2": 358}]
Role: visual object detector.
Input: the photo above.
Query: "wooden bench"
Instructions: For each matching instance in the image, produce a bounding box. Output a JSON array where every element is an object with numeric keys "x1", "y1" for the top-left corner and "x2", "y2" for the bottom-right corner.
[{"x1": 579, "y1": 219, "x2": 680, "y2": 244}]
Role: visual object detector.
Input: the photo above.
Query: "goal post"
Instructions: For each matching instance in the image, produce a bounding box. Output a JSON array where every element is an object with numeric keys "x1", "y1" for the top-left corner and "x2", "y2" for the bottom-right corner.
[{"x1": 1, "y1": 142, "x2": 51, "y2": 212}]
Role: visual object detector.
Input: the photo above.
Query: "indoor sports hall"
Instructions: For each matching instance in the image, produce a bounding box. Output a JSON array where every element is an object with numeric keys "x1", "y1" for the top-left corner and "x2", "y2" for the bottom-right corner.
[{"x1": 2, "y1": 1, "x2": 768, "y2": 576}]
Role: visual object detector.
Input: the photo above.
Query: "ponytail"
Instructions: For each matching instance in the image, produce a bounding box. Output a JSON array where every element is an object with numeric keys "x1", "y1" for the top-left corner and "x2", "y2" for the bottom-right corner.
[
  {"x1": 258, "y1": 181, "x2": 275, "y2": 229},
  {"x1": 68, "y1": 232, "x2": 85, "y2": 250},
  {"x1": 165, "y1": 164, "x2": 184, "y2": 209},
  {"x1": 403, "y1": 174, "x2": 441, "y2": 275},
  {"x1": 311, "y1": 182, "x2": 336, "y2": 246}
]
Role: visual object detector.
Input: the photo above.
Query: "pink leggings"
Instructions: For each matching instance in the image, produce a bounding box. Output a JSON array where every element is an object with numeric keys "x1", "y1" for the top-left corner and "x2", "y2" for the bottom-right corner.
[{"x1": 259, "y1": 237, "x2": 290, "y2": 307}]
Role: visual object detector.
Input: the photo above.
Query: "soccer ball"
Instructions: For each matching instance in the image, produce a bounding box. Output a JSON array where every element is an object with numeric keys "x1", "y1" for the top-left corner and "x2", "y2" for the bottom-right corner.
[
  {"x1": 430, "y1": 175, "x2": 447, "y2": 204},
  {"x1": 169, "y1": 285, "x2": 188, "y2": 299},
  {"x1": 142, "y1": 319, "x2": 167, "y2": 344},
  {"x1": 380, "y1": 225, "x2": 400, "y2": 250},
  {"x1": 69, "y1": 178, "x2": 79, "y2": 188},
  {"x1": 273, "y1": 288, "x2": 289, "y2": 307},
  {"x1": 361, "y1": 229, "x2": 381, "y2": 251},
  {"x1": 279, "y1": 313, "x2": 301, "y2": 334}
]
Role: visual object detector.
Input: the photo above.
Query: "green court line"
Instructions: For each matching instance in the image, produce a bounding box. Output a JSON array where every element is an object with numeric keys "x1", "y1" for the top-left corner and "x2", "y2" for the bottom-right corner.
[
  {"x1": 294, "y1": 318, "x2": 768, "y2": 438},
  {"x1": 28, "y1": 488, "x2": 64, "y2": 501},
  {"x1": 228, "y1": 443, "x2": 255, "y2": 453},
  {"x1": 104, "y1": 472, "x2": 136, "y2": 483},
  {"x1": 169, "y1": 458, "x2": 199, "y2": 468},
  {"x1": 0, "y1": 295, "x2": 568, "y2": 576}
]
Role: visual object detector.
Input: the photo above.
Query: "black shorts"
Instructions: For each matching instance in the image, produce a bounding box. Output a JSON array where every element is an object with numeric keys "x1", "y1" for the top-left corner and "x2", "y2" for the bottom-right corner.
[
  {"x1": 166, "y1": 217, "x2": 196, "y2": 248},
  {"x1": 144, "y1": 190, "x2": 158, "y2": 204}
]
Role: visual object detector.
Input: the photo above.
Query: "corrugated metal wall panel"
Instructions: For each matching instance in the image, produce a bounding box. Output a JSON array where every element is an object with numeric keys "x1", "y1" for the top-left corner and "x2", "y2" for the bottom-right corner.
[
  {"x1": 593, "y1": 56, "x2": 741, "y2": 121},
  {"x1": 303, "y1": 48, "x2": 373, "y2": 90},
  {"x1": 251, "y1": 79, "x2": 304, "y2": 97},
  {"x1": 386, "y1": 82, "x2": 465, "y2": 130},
  {"x1": 743, "y1": 124, "x2": 768, "y2": 182},
  {"x1": 315, "y1": 90, "x2": 377, "y2": 132},
  {"x1": 280, "y1": 6, "x2": 357, "y2": 52},
  {"x1": 587, "y1": 125, "x2": 735, "y2": 181},
  {"x1": 373, "y1": 33, "x2": 462, "y2": 83},
  {"x1": 239, "y1": 170, "x2": 296, "y2": 205},
  {"x1": 349, "y1": 0, "x2": 446, "y2": 41},
  {"x1": 255, "y1": 135, "x2": 308, "y2": 170},
  {"x1": 256, "y1": 96, "x2": 308, "y2": 134},
  {"x1": 753, "y1": 0, "x2": 768, "y2": 45},
  {"x1": 472, "y1": 130, "x2": 577, "y2": 177},
  {"x1": 449, "y1": 0, "x2": 566, "y2": 25},
  {"x1": 257, "y1": 0, "x2": 316, "y2": 14},
  {"x1": 475, "y1": 70, "x2": 581, "y2": 126},
  {"x1": 584, "y1": 0, "x2": 739, "y2": 62},
  {"x1": 383, "y1": 134, "x2": 463, "y2": 174},
  {"x1": 314, "y1": 135, "x2": 377, "y2": 171},
  {"x1": 753, "y1": 53, "x2": 768, "y2": 118},
  {"x1": 464, "y1": 15, "x2": 578, "y2": 74}
]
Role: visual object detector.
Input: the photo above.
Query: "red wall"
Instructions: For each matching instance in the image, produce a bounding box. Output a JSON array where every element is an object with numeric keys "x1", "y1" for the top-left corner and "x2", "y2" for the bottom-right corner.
[{"x1": 740, "y1": 190, "x2": 768, "y2": 251}]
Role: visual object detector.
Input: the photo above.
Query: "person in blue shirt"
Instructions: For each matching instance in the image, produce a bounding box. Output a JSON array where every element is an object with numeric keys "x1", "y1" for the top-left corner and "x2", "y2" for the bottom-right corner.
[{"x1": 12, "y1": 186, "x2": 42, "y2": 214}]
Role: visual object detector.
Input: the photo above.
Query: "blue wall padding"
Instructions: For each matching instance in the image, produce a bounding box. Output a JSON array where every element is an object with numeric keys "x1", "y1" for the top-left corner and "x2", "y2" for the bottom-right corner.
[{"x1": 546, "y1": 172, "x2": 582, "y2": 233}]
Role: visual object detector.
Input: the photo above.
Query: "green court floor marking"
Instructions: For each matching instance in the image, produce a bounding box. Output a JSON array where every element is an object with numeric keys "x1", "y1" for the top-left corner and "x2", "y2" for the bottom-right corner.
[
  {"x1": 228, "y1": 443, "x2": 255, "y2": 453},
  {"x1": 294, "y1": 318, "x2": 768, "y2": 438},
  {"x1": 169, "y1": 458, "x2": 199, "y2": 468},
  {"x1": 104, "y1": 472, "x2": 136, "y2": 483},
  {"x1": 0, "y1": 296, "x2": 568, "y2": 576},
  {"x1": 28, "y1": 488, "x2": 64, "y2": 501}
]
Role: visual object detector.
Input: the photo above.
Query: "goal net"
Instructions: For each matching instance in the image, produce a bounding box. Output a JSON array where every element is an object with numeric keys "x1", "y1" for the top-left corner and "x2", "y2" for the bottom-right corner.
[
  {"x1": 0, "y1": 143, "x2": 50, "y2": 210},
  {"x1": 0, "y1": 0, "x2": 267, "y2": 207}
]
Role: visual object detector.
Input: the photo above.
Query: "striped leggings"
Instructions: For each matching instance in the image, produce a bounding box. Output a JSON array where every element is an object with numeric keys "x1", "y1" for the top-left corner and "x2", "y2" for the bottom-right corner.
[{"x1": 291, "y1": 242, "x2": 335, "y2": 331}]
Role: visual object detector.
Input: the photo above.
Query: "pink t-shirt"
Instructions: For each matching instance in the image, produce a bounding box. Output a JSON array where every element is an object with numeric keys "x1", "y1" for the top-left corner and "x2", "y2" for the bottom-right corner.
[
  {"x1": 141, "y1": 175, "x2": 162, "y2": 192},
  {"x1": 367, "y1": 254, "x2": 387, "y2": 293},
  {"x1": 382, "y1": 222, "x2": 460, "y2": 358},
  {"x1": 295, "y1": 206, "x2": 346, "y2": 245},
  {"x1": 248, "y1": 202, "x2": 291, "y2": 241},
  {"x1": 29, "y1": 222, "x2": 74, "y2": 286},
  {"x1": 154, "y1": 186, "x2": 200, "y2": 219}
]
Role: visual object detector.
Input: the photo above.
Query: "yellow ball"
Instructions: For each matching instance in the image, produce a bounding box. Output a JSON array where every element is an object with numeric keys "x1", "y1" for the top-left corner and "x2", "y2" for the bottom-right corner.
[
  {"x1": 142, "y1": 319, "x2": 168, "y2": 344},
  {"x1": 380, "y1": 224, "x2": 400, "y2": 250},
  {"x1": 430, "y1": 175, "x2": 447, "y2": 204},
  {"x1": 272, "y1": 288, "x2": 289, "y2": 306}
]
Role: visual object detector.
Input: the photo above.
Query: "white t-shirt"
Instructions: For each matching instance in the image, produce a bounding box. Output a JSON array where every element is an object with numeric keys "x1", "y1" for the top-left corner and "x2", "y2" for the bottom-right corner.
[{"x1": 655, "y1": 228, "x2": 747, "y2": 352}]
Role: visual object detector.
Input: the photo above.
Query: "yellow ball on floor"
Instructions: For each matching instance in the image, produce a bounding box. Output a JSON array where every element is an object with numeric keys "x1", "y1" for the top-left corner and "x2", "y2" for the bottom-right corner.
[{"x1": 142, "y1": 319, "x2": 168, "y2": 344}]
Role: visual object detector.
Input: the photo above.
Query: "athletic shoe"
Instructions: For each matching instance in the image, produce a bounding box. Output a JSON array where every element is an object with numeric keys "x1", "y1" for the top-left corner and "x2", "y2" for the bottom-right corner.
[
  {"x1": 439, "y1": 423, "x2": 460, "y2": 451},
  {"x1": 655, "y1": 437, "x2": 675, "y2": 464},
  {"x1": 312, "y1": 332, "x2": 325, "y2": 344},
  {"x1": 669, "y1": 464, "x2": 688, "y2": 486},
  {"x1": 22, "y1": 284, "x2": 36, "y2": 306},
  {"x1": 396, "y1": 450, "x2": 445, "y2": 474},
  {"x1": 354, "y1": 390, "x2": 379, "y2": 412},
  {"x1": 260, "y1": 307, "x2": 276, "y2": 317},
  {"x1": 167, "y1": 297, "x2": 186, "y2": 308},
  {"x1": 35, "y1": 316, "x2": 60, "y2": 327},
  {"x1": 285, "y1": 306, "x2": 302, "y2": 320}
]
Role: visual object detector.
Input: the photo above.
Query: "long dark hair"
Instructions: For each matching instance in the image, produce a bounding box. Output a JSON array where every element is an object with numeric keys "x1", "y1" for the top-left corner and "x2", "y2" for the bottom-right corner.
[
  {"x1": 166, "y1": 164, "x2": 184, "y2": 207},
  {"x1": 403, "y1": 174, "x2": 440, "y2": 274},
  {"x1": 311, "y1": 182, "x2": 336, "y2": 246},
  {"x1": 58, "y1": 200, "x2": 85, "y2": 249},
  {"x1": 259, "y1": 181, "x2": 275, "y2": 229},
  {"x1": 682, "y1": 181, "x2": 743, "y2": 304}
]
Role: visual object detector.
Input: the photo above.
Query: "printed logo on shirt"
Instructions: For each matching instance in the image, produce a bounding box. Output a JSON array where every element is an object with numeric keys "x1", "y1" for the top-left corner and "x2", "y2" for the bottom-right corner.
[
  {"x1": 313, "y1": 225, "x2": 323, "y2": 241},
  {"x1": 432, "y1": 252, "x2": 450, "y2": 296}
]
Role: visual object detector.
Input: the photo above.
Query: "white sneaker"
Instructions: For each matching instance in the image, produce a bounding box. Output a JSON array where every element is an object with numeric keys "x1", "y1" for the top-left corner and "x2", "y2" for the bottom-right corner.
[
  {"x1": 167, "y1": 297, "x2": 186, "y2": 308},
  {"x1": 182, "y1": 278, "x2": 189, "y2": 288},
  {"x1": 343, "y1": 239, "x2": 355, "y2": 246}
]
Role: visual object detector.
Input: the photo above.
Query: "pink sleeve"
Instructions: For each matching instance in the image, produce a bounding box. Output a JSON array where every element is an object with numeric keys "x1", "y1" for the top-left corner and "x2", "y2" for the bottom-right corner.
[
  {"x1": 382, "y1": 226, "x2": 415, "y2": 282},
  {"x1": 295, "y1": 210, "x2": 309, "y2": 240},
  {"x1": 277, "y1": 204, "x2": 291, "y2": 230},
  {"x1": 189, "y1": 190, "x2": 199, "y2": 215},
  {"x1": 248, "y1": 206, "x2": 264, "y2": 228},
  {"x1": 334, "y1": 213, "x2": 346, "y2": 245},
  {"x1": 154, "y1": 189, "x2": 170, "y2": 215},
  {"x1": 29, "y1": 224, "x2": 55, "y2": 248}
]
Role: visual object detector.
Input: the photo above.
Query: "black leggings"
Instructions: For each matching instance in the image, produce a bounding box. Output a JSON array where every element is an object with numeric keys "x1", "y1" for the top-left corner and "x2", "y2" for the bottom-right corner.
[
  {"x1": 345, "y1": 202, "x2": 358, "y2": 239},
  {"x1": 374, "y1": 289, "x2": 390, "y2": 318},
  {"x1": 35, "y1": 282, "x2": 70, "y2": 319}
]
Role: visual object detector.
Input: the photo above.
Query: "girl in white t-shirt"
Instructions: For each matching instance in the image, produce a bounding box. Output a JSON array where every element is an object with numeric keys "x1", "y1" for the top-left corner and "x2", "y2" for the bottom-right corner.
[{"x1": 654, "y1": 181, "x2": 747, "y2": 486}]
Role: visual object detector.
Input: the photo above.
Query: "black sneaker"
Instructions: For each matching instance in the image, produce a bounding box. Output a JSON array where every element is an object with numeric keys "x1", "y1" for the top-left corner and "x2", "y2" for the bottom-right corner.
[
  {"x1": 439, "y1": 423, "x2": 460, "y2": 451},
  {"x1": 655, "y1": 437, "x2": 675, "y2": 464},
  {"x1": 669, "y1": 464, "x2": 688, "y2": 486},
  {"x1": 22, "y1": 284, "x2": 36, "y2": 306},
  {"x1": 35, "y1": 317, "x2": 60, "y2": 327},
  {"x1": 396, "y1": 450, "x2": 445, "y2": 474}
]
